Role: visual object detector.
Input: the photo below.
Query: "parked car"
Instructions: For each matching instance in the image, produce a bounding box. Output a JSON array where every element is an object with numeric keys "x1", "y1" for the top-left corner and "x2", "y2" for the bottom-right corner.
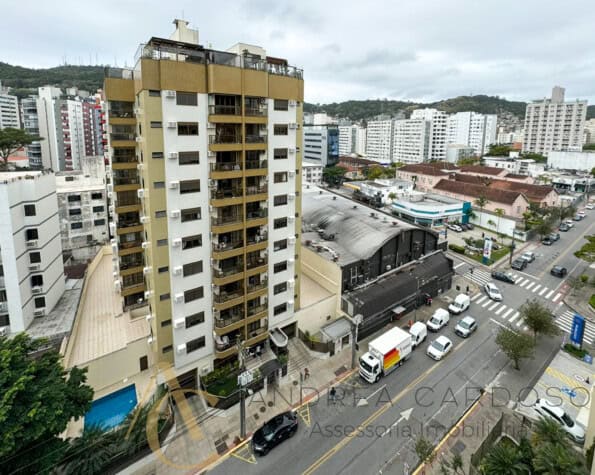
[
  {"x1": 521, "y1": 251, "x2": 535, "y2": 262},
  {"x1": 426, "y1": 336, "x2": 453, "y2": 361},
  {"x1": 549, "y1": 232, "x2": 560, "y2": 241},
  {"x1": 511, "y1": 258, "x2": 528, "y2": 271},
  {"x1": 409, "y1": 322, "x2": 428, "y2": 349},
  {"x1": 564, "y1": 219, "x2": 575, "y2": 228},
  {"x1": 559, "y1": 223, "x2": 570, "y2": 232},
  {"x1": 252, "y1": 411, "x2": 298, "y2": 455},
  {"x1": 573, "y1": 214, "x2": 582, "y2": 221},
  {"x1": 578, "y1": 210, "x2": 586, "y2": 217},
  {"x1": 550, "y1": 265, "x2": 568, "y2": 277},
  {"x1": 454, "y1": 316, "x2": 477, "y2": 338},
  {"x1": 586, "y1": 203, "x2": 594, "y2": 210},
  {"x1": 533, "y1": 398, "x2": 585, "y2": 443},
  {"x1": 447, "y1": 224, "x2": 463, "y2": 232},
  {"x1": 484, "y1": 283, "x2": 503, "y2": 301},
  {"x1": 448, "y1": 294, "x2": 471, "y2": 314},
  {"x1": 465, "y1": 222, "x2": 475, "y2": 230},
  {"x1": 542, "y1": 237, "x2": 553, "y2": 246},
  {"x1": 427, "y1": 308, "x2": 450, "y2": 332},
  {"x1": 491, "y1": 271, "x2": 516, "y2": 284}
]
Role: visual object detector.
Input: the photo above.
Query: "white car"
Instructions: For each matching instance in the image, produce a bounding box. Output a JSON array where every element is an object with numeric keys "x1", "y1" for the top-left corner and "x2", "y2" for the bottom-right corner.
[
  {"x1": 455, "y1": 316, "x2": 477, "y2": 338},
  {"x1": 484, "y1": 283, "x2": 502, "y2": 301},
  {"x1": 426, "y1": 335, "x2": 453, "y2": 361},
  {"x1": 533, "y1": 398, "x2": 585, "y2": 444},
  {"x1": 447, "y1": 224, "x2": 463, "y2": 232},
  {"x1": 564, "y1": 219, "x2": 575, "y2": 228},
  {"x1": 521, "y1": 251, "x2": 535, "y2": 262},
  {"x1": 578, "y1": 210, "x2": 586, "y2": 217},
  {"x1": 586, "y1": 203, "x2": 594, "y2": 210}
]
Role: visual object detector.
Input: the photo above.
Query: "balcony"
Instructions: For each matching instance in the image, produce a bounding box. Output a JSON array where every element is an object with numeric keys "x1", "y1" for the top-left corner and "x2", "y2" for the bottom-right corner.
[
  {"x1": 245, "y1": 135, "x2": 267, "y2": 144},
  {"x1": 244, "y1": 106, "x2": 267, "y2": 117},
  {"x1": 213, "y1": 264, "x2": 244, "y2": 285},
  {"x1": 245, "y1": 327, "x2": 269, "y2": 346},
  {"x1": 210, "y1": 161, "x2": 242, "y2": 172},
  {"x1": 212, "y1": 239, "x2": 244, "y2": 259},
  {"x1": 247, "y1": 279, "x2": 268, "y2": 295},
  {"x1": 209, "y1": 134, "x2": 242, "y2": 145},
  {"x1": 245, "y1": 160, "x2": 268, "y2": 170},
  {"x1": 246, "y1": 209, "x2": 268, "y2": 222},
  {"x1": 214, "y1": 311, "x2": 245, "y2": 332},
  {"x1": 211, "y1": 213, "x2": 244, "y2": 233},
  {"x1": 209, "y1": 104, "x2": 241, "y2": 116},
  {"x1": 247, "y1": 257, "x2": 267, "y2": 271},
  {"x1": 210, "y1": 187, "x2": 243, "y2": 206},
  {"x1": 110, "y1": 133, "x2": 136, "y2": 142},
  {"x1": 245, "y1": 185, "x2": 267, "y2": 197}
]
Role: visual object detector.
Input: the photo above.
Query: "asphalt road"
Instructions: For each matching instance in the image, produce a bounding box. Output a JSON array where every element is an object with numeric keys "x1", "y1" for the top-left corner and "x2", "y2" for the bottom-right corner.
[{"x1": 207, "y1": 208, "x2": 593, "y2": 475}]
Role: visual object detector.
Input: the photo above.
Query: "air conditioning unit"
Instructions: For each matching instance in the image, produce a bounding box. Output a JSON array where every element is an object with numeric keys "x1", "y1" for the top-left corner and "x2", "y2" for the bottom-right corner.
[
  {"x1": 105, "y1": 165, "x2": 112, "y2": 174},
  {"x1": 169, "y1": 181, "x2": 179, "y2": 189},
  {"x1": 288, "y1": 236, "x2": 296, "y2": 245},
  {"x1": 177, "y1": 344, "x2": 186, "y2": 354},
  {"x1": 165, "y1": 90, "x2": 176, "y2": 98},
  {"x1": 26, "y1": 240, "x2": 38, "y2": 248},
  {"x1": 207, "y1": 122, "x2": 215, "y2": 129},
  {"x1": 28, "y1": 264, "x2": 40, "y2": 271},
  {"x1": 135, "y1": 136, "x2": 143, "y2": 143},
  {"x1": 140, "y1": 215, "x2": 150, "y2": 224},
  {"x1": 200, "y1": 366, "x2": 210, "y2": 376},
  {"x1": 289, "y1": 123, "x2": 298, "y2": 129},
  {"x1": 288, "y1": 147, "x2": 296, "y2": 154},
  {"x1": 137, "y1": 163, "x2": 144, "y2": 171},
  {"x1": 168, "y1": 152, "x2": 178, "y2": 159},
  {"x1": 288, "y1": 171, "x2": 295, "y2": 177},
  {"x1": 0, "y1": 326, "x2": 9, "y2": 337},
  {"x1": 109, "y1": 205, "x2": 115, "y2": 215},
  {"x1": 174, "y1": 293, "x2": 184, "y2": 303},
  {"x1": 288, "y1": 279, "x2": 295, "y2": 288},
  {"x1": 170, "y1": 210, "x2": 180, "y2": 219},
  {"x1": 208, "y1": 179, "x2": 216, "y2": 188},
  {"x1": 141, "y1": 241, "x2": 150, "y2": 249},
  {"x1": 288, "y1": 216, "x2": 295, "y2": 222},
  {"x1": 145, "y1": 313, "x2": 152, "y2": 321},
  {"x1": 288, "y1": 300, "x2": 294, "y2": 307},
  {"x1": 114, "y1": 280, "x2": 121, "y2": 291},
  {"x1": 147, "y1": 337, "x2": 154, "y2": 344},
  {"x1": 172, "y1": 266, "x2": 183, "y2": 276},
  {"x1": 289, "y1": 100, "x2": 297, "y2": 107},
  {"x1": 208, "y1": 150, "x2": 216, "y2": 158},
  {"x1": 167, "y1": 121, "x2": 177, "y2": 129},
  {"x1": 288, "y1": 193, "x2": 296, "y2": 200},
  {"x1": 172, "y1": 238, "x2": 182, "y2": 248},
  {"x1": 134, "y1": 106, "x2": 143, "y2": 115},
  {"x1": 137, "y1": 189, "x2": 145, "y2": 199},
  {"x1": 31, "y1": 286, "x2": 43, "y2": 294},
  {"x1": 174, "y1": 318, "x2": 185, "y2": 328},
  {"x1": 288, "y1": 258, "x2": 295, "y2": 265},
  {"x1": 107, "y1": 184, "x2": 113, "y2": 193},
  {"x1": 109, "y1": 222, "x2": 116, "y2": 233},
  {"x1": 33, "y1": 309, "x2": 46, "y2": 317},
  {"x1": 144, "y1": 290, "x2": 153, "y2": 299},
  {"x1": 143, "y1": 266, "x2": 152, "y2": 275}
]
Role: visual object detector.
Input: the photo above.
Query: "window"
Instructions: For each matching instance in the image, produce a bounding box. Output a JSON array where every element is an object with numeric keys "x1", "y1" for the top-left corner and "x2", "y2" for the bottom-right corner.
[
  {"x1": 181, "y1": 207, "x2": 201, "y2": 222},
  {"x1": 92, "y1": 205, "x2": 104, "y2": 212},
  {"x1": 140, "y1": 356, "x2": 149, "y2": 371},
  {"x1": 34, "y1": 297, "x2": 46, "y2": 309},
  {"x1": 94, "y1": 219, "x2": 105, "y2": 226},
  {"x1": 176, "y1": 92, "x2": 198, "y2": 106},
  {"x1": 274, "y1": 239, "x2": 288, "y2": 251},
  {"x1": 69, "y1": 208, "x2": 81, "y2": 216},
  {"x1": 179, "y1": 151, "x2": 200, "y2": 165},
  {"x1": 152, "y1": 152, "x2": 164, "y2": 159},
  {"x1": 178, "y1": 122, "x2": 199, "y2": 135},
  {"x1": 161, "y1": 319, "x2": 172, "y2": 327},
  {"x1": 274, "y1": 124, "x2": 288, "y2": 135},
  {"x1": 274, "y1": 217, "x2": 287, "y2": 229},
  {"x1": 67, "y1": 195, "x2": 81, "y2": 202},
  {"x1": 25, "y1": 229, "x2": 39, "y2": 241},
  {"x1": 183, "y1": 260, "x2": 203, "y2": 277},
  {"x1": 149, "y1": 90, "x2": 161, "y2": 97},
  {"x1": 24, "y1": 204, "x2": 36, "y2": 216},
  {"x1": 155, "y1": 210, "x2": 166, "y2": 218},
  {"x1": 71, "y1": 222, "x2": 83, "y2": 230},
  {"x1": 157, "y1": 238, "x2": 168, "y2": 247},
  {"x1": 274, "y1": 148, "x2": 288, "y2": 159},
  {"x1": 150, "y1": 121, "x2": 162, "y2": 128},
  {"x1": 158, "y1": 266, "x2": 169, "y2": 273},
  {"x1": 154, "y1": 181, "x2": 165, "y2": 189},
  {"x1": 182, "y1": 234, "x2": 202, "y2": 250},
  {"x1": 91, "y1": 192, "x2": 103, "y2": 200},
  {"x1": 274, "y1": 261, "x2": 287, "y2": 273},
  {"x1": 274, "y1": 195, "x2": 288, "y2": 206},
  {"x1": 29, "y1": 252, "x2": 41, "y2": 264},
  {"x1": 184, "y1": 286, "x2": 204, "y2": 303},
  {"x1": 274, "y1": 99, "x2": 289, "y2": 111},
  {"x1": 65, "y1": 176, "x2": 74, "y2": 182},
  {"x1": 31, "y1": 275, "x2": 43, "y2": 287},
  {"x1": 274, "y1": 303, "x2": 287, "y2": 316},
  {"x1": 162, "y1": 345, "x2": 173, "y2": 354},
  {"x1": 185, "y1": 311, "x2": 205, "y2": 329},
  {"x1": 274, "y1": 172, "x2": 288, "y2": 183},
  {"x1": 186, "y1": 336, "x2": 206, "y2": 353},
  {"x1": 180, "y1": 180, "x2": 200, "y2": 194},
  {"x1": 160, "y1": 293, "x2": 170, "y2": 301},
  {"x1": 274, "y1": 282, "x2": 287, "y2": 295}
]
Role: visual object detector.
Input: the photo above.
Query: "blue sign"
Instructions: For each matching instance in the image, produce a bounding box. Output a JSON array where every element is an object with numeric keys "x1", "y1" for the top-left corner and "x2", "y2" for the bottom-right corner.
[
  {"x1": 561, "y1": 387, "x2": 576, "y2": 398},
  {"x1": 584, "y1": 354, "x2": 593, "y2": 365},
  {"x1": 571, "y1": 314, "x2": 585, "y2": 348}
]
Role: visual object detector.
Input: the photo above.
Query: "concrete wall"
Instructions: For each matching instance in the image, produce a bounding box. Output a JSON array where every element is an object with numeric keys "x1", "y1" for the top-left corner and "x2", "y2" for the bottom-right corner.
[
  {"x1": 295, "y1": 294, "x2": 338, "y2": 335},
  {"x1": 548, "y1": 151, "x2": 595, "y2": 172},
  {"x1": 300, "y1": 246, "x2": 342, "y2": 297},
  {"x1": 470, "y1": 211, "x2": 529, "y2": 241}
]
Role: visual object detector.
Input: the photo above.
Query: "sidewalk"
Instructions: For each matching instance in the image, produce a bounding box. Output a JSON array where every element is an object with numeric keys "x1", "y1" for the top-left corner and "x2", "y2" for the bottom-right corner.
[{"x1": 563, "y1": 263, "x2": 595, "y2": 324}]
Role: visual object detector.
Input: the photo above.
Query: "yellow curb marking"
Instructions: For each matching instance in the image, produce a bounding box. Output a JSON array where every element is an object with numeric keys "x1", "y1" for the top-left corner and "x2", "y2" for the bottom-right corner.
[
  {"x1": 229, "y1": 441, "x2": 257, "y2": 465},
  {"x1": 297, "y1": 403, "x2": 311, "y2": 427}
]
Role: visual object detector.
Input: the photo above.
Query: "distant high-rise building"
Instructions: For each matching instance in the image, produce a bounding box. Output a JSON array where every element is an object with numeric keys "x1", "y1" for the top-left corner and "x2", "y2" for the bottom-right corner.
[
  {"x1": 0, "y1": 89, "x2": 20, "y2": 129},
  {"x1": 410, "y1": 109, "x2": 447, "y2": 162},
  {"x1": 82, "y1": 97, "x2": 104, "y2": 157},
  {"x1": 303, "y1": 125, "x2": 339, "y2": 166},
  {"x1": 392, "y1": 117, "x2": 430, "y2": 164},
  {"x1": 21, "y1": 96, "x2": 43, "y2": 168},
  {"x1": 365, "y1": 119, "x2": 394, "y2": 162},
  {"x1": 523, "y1": 86, "x2": 587, "y2": 156},
  {"x1": 338, "y1": 124, "x2": 366, "y2": 156},
  {"x1": 446, "y1": 112, "x2": 497, "y2": 155},
  {"x1": 584, "y1": 119, "x2": 595, "y2": 144}
]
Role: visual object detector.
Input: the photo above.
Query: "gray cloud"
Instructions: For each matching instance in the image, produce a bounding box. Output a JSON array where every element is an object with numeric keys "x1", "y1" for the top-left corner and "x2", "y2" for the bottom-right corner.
[{"x1": 2, "y1": 0, "x2": 595, "y2": 104}]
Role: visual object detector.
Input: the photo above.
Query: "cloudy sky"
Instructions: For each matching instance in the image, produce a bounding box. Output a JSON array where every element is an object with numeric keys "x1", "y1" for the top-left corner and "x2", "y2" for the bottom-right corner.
[{"x1": 4, "y1": 0, "x2": 595, "y2": 104}]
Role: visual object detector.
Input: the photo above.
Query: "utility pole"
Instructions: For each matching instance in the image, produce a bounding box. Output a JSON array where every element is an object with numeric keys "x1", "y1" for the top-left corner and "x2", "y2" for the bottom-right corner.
[
  {"x1": 236, "y1": 338, "x2": 249, "y2": 440},
  {"x1": 509, "y1": 232, "x2": 516, "y2": 266},
  {"x1": 344, "y1": 313, "x2": 363, "y2": 369}
]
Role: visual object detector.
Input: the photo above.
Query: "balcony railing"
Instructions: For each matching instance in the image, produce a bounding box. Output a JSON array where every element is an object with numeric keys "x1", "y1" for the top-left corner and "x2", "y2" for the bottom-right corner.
[
  {"x1": 113, "y1": 155, "x2": 137, "y2": 163},
  {"x1": 215, "y1": 312, "x2": 244, "y2": 329},
  {"x1": 211, "y1": 214, "x2": 243, "y2": 226},
  {"x1": 245, "y1": 135, "x2": 267, "y2": 144},
  {"x1": 247, "y1": 280, "x2": 268, "y2": 293},
  {"x1": 247, "y1": 258, "x2": 267, "y2": 270},
  {"x1": 119, "y1": 260, "x2": 143, "y2": 270},
  {"x1": 247, "y1": 327, "x2": 268, "y2": 339},
  {"x1": 119, "y1": 240, "x2": 142, "y2": 249},
  {"x1": 212, "y1": 240, "x2": 244, "y2": 252},
  {"x1": 111, "y1": 133, "x2": 136, "y2": 141},
  {"x1": 214, "y1": 290, "x2": 244, "y2": 304},
  {"x1": 247, "y1": 232, "x2": 268, "y2": 245},
  {"x1": 245, "y1": 160, "x2": 268, "y2": 170},
  {"x1": 209, "y1": 134, "x2": 242, "y2": 144},
  {"x1": 113, "y1": 177, "x2": 140, "y2": 186},
  {"x1": 246, "y1": 209, "x2": 268, "y2": 221},
  {"x1": 245, "y1": 185, "x2": 267, "y2": 196},
  {"x1": 211, "y1": 188, "x2": 243, "y2": 200},
  {"x1": 247, "y1": 304, "x2": 268, "y2": 317},
  {"x1": 244, "y1": 107, "x2": 267, "y2": 117},
  {"x1": 118, "y1": 220, "x2": 141, "y2": 228},
  {"x1": 122, "y1": 277, "x2": 144, "y2": 289},
  {"x1": 110, "y1": 110, "x2": 134, "y2": 119},
  {"x1": 209, "y1": 105, "x2": 241, "y2": 115},
  {"x1": 213, "y1": 265, "x2": 244, "y2": 278},
  {"x1": 210, "y1": 162, "x2": 242, "y2": 172}
]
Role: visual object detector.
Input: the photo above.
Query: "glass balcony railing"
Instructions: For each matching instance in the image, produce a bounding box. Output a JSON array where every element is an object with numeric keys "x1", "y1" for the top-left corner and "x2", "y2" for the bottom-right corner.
[
  {"x1": 213, "y1": 265, "x2": 243, "y2": 279},
  {"x1": 245, "y1": 160, "x2": 267, "y2": 170},
  {"x1": 247, "y1": 304, "x2": 267, "y2": 317},
  {"x1": 212, "y1": 240, "x2": 244, "y2": 252},
  {"x1": 211, "y1": 215, "x2": 243, "y2": 226},
  {"x1": 210, "y1": 162, "x2": 242, "y2": 172},
  {"x1": 209, "y1": 105, "x2": 241, "y2": 115},
  {"x1": 209, "y1": 134, "x2": 242, "y2": 144}
]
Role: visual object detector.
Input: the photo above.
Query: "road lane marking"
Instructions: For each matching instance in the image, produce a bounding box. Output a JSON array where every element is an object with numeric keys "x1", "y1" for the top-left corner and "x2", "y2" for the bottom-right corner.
[
  {"x1": 365, "y1": 384, "x2": 387, "y2": 402},
  {"x1": 454, "y1": 262, "x2": 465, "y2": 270},
  {"x1": 520, "y1": 280, "x2": 530, "y2": 288},
  {"x1": 509, "y1": 311, "x2": 520, "y2": 323},
  {"x1": 495, "y1": 305, "x2": 507, "y2": 315},
  {"x1": 538, "y1": 287, "x2": 548, "y2": 296},
  {"x1": 490, "y1": 318, "x2": 519, "y2": 333},
  {"x1": 471, "y1": 293, "x2": 481, "y2": 302},
  {"x1": 525, "y1": 282, "x2": 535, "y2": 291},
  {"x1": 532, "y1": 284, "x2": 541, "y2": 293},
  {"x1": 482, "y1": 299, "x2": 492, "y2": 308},
  {"x1": 489, "y1": 302, "x2": 499, "y2": 311},
  {"x1": 552, "y1": 293, "x2": 562, "y2": 303},
  {"x1": 545, "y1": 290, "x2": 554, "y2": 299},
  {"x1": 502, "y1": 308, "x2": 514, "y2": 319},
  {"x1": 516, "y1": 278, "x2": 526, "y2": 286},
  {"x1": 475, "y1": 295, "x2": 487, "y2": 305}
]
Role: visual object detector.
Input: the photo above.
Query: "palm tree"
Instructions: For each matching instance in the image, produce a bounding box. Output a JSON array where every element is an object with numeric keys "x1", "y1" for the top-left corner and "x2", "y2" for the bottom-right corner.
[
  {"x1": 387, "y1": 192, "x2": 397, "y2": 203},
  {"x1": 475, "y1": 195, "x2": 489, "y2": 217},
  {"x1": 533, "y1": 442, "x2": 586, "y2": 475},
  {"x1": 480, "y1": 441, "x2": 530, "y2": 475},
  {"x1": 531, "y1": 416, "x2": 571, "y2": 448},
  {"x1": 495, "y1": 208, "x2": 505, "y2": 240},
  {"x1": 487, "y1": 219, "x2": 497, "y2": 232},
  {"x1": 61, "y1": 425, "x2": 119, "y2": 475}
]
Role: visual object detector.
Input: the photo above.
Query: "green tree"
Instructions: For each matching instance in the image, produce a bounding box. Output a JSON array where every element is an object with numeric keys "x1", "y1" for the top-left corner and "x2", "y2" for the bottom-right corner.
[
  {"x1": 531, "y1": 416, "x2": 571, "y2": 448},
  {"x1": 60, "y1": 426, "x2": 120, "y2": 475},
  {"x1": 584, "y1": 144, "x2": 595, "y2": 152},
  {"x1": 0, "y1": 127, "x2": 43, "y2": 166},
  {"x1": 458, "y1": 156, "x2": 480, "y2": 166},
  {"x1": 560, "y1": 205, "x2": 577, "y2": 223},
  {"x1": 495, "y1": 208, "x2": 505, "y2": 238},
  {"x1": 535, "y1": 219, "x2": 553, "y2": 239},
  {"x1": 522, "y1": 211, "x2": 533, "y2": 230},
  {"x1": 0, "y1": 333, "x2": 94, "y2": 474},
  {"x1": 495, "y1": 327, "x2": 535, "y2": 370},
  {"x1": 488, "y1": 144, "x2": 513, "y2": 156},
  {"x1": 322, "y1": 166, "x2": 347, "y2": 186},
  {"x1": 487, "y1": 219, "x2": 497, "y2": 231},
  {"x1": 520, "y1": 299, "x2": 559, "y2": 342},
  {"x1": 415, "y1": 436, "x2": 436, "y2": 467},
  {"x1": 520, "y1": 152, "x2": 547, "y2": 163},
  {"x1": 575, "y1": 235, "x2": 595, "y2": 263},
  {"x1": 532, "y1": 442, "x2": 586, "y2": 474},
  {"x1": 366, "y1": 165, "x2": 384, "y2": 180},
  {"x1": 480, "y1": 441, "x2": 530, "y2": 475},
  {"x1": 591, "y1": 166, "x2": 595, "y2": 178},
  {"x1": 387, "y1": 192, "x2": 397, "y2": 202},
  {"x1": 474, "y1": 195, "x2": 489, "y2": 217}
]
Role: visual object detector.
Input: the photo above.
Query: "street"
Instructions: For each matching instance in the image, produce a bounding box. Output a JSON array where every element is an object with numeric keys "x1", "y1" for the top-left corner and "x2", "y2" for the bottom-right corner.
[{"x1": 206, "y1": 207, "x2": 594, "y2": 475}]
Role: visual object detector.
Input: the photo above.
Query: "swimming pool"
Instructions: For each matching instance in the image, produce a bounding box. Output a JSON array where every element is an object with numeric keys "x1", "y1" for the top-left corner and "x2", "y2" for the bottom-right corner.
[{"x1": 84, "y1": 384, "x2": 137, "y2": 430}]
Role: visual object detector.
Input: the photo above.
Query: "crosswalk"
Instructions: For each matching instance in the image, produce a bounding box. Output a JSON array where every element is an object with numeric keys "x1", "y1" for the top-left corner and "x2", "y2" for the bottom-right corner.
[
  {"x1": 470, "y1": 293, "x2": 528, "y2": 330},
  {"x1": 554, "y1": 310, "x2": 595, "y2": 344}
]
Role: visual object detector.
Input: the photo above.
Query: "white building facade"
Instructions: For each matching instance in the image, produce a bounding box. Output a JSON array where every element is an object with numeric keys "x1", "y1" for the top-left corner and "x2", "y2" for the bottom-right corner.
[
  {"x1": 446, "y1": 111, "x2": 497, "y2": 155},
  {"x1": 547, "y1": 151, "x2": 595, "y2": 172},
  {"x1": 302, "y1": 162, "x2": 323, "y2": 184},
  {"x1": 365, "y1": 119, "x2": 394, "y2": 162},
  {"x1": 338, "y1": 124, "x2": 367, "y2": 156},
  {"x1": 0, "y1": 91, "x2": 20, "y2": 129},
  {"x1": 0, "y1": 171, "x2": 65, "y2": 334},
  {"x1": 392, "y1": 118, "x2": 430, "y2": 164},
  {"x1": 411, "y1": 109, "x2": 447, "y2": 161}
]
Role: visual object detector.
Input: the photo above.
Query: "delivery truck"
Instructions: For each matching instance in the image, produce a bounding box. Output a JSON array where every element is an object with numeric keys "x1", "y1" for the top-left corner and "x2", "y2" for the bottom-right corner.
[{"x1": 359, "y1": 327, "x2": 412, "y2": 383}]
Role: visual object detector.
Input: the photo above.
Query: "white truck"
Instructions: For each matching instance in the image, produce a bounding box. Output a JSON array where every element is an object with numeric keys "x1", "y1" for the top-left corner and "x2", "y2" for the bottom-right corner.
[{"x1": 359, "y1": 327, "x2": 412, "y2": 383}]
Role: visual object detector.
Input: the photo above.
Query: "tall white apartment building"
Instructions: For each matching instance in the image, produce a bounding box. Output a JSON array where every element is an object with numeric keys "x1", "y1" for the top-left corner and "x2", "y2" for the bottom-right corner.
[
  {"x1": 37, "y1": 86, "x2": 63, "y2": 170},
  {"x1": 584, "y1": 119, "x2": 595, "y2": 144},
  {"x1": 523, "y1": 86, "x2": 587, "y2": 155},
  {"x1": 392, "y1": 118, "x2": 430, "y2": 164},
  {"x1": 365, "y1": 119, "x2": 394, "y2": 162},
  {"x1": 104, "y1": 20, "x2": 304, "y2": 382},
  {"x1": 0, "y1": 171, "x2": 65, "y2": 334},
  {"x1": 446, "y1": 111, "x2": 497, "y2": 155},
  {"x1": 410, "y1": 109, "x2": 447, "y2": 162},
  {"x1": 21, "y1": 96, "x2": 43, "y2": 168},
  {"x1": 339, "y1": 124, "x2": 367, "y2": 156},
  {"x1": 0, "y1": 89, "x2": 20, "y2": 129},
  {"x1": 61, "y1": 99, "x2": 86, "y2": 170}
]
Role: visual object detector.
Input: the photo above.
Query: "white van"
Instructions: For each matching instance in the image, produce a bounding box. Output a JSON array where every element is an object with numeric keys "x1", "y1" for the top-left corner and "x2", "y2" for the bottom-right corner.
[
  {"x1": 409, "y1": 322, "x2": 428, "y2": 349},
  {"x1": 427, "y1": 309, "x2": 450, "y2": 332},
  {"x1": 448, "y1": 294, "x2": 470, "y2": 314}
]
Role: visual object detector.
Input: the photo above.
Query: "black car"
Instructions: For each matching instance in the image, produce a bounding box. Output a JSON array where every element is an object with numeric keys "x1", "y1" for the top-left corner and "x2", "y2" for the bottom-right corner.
[
  {"x1": 252, "y1": 411, "x2": 298, "y2": 455},
  {"x1": 491, "y1": 271, "x2": 516, "y2": 284},
  {"x1": 511, "y1": 258, "x2": 528, "y2": 271},
  {"x1": 542, "y1": 237, "x2": 553, "y2": 246},
  {"x1": 550, "y1": 265, "x2": 568, "y2": 277},
  {"x1": 549, "y1": 232, "x2": 560, "y2": 241}
]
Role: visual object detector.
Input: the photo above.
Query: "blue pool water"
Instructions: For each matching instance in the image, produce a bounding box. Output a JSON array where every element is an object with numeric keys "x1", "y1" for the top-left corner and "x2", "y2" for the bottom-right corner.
[{"x1": 84, "y1": 384, "x2": 137, "y2": 430}]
